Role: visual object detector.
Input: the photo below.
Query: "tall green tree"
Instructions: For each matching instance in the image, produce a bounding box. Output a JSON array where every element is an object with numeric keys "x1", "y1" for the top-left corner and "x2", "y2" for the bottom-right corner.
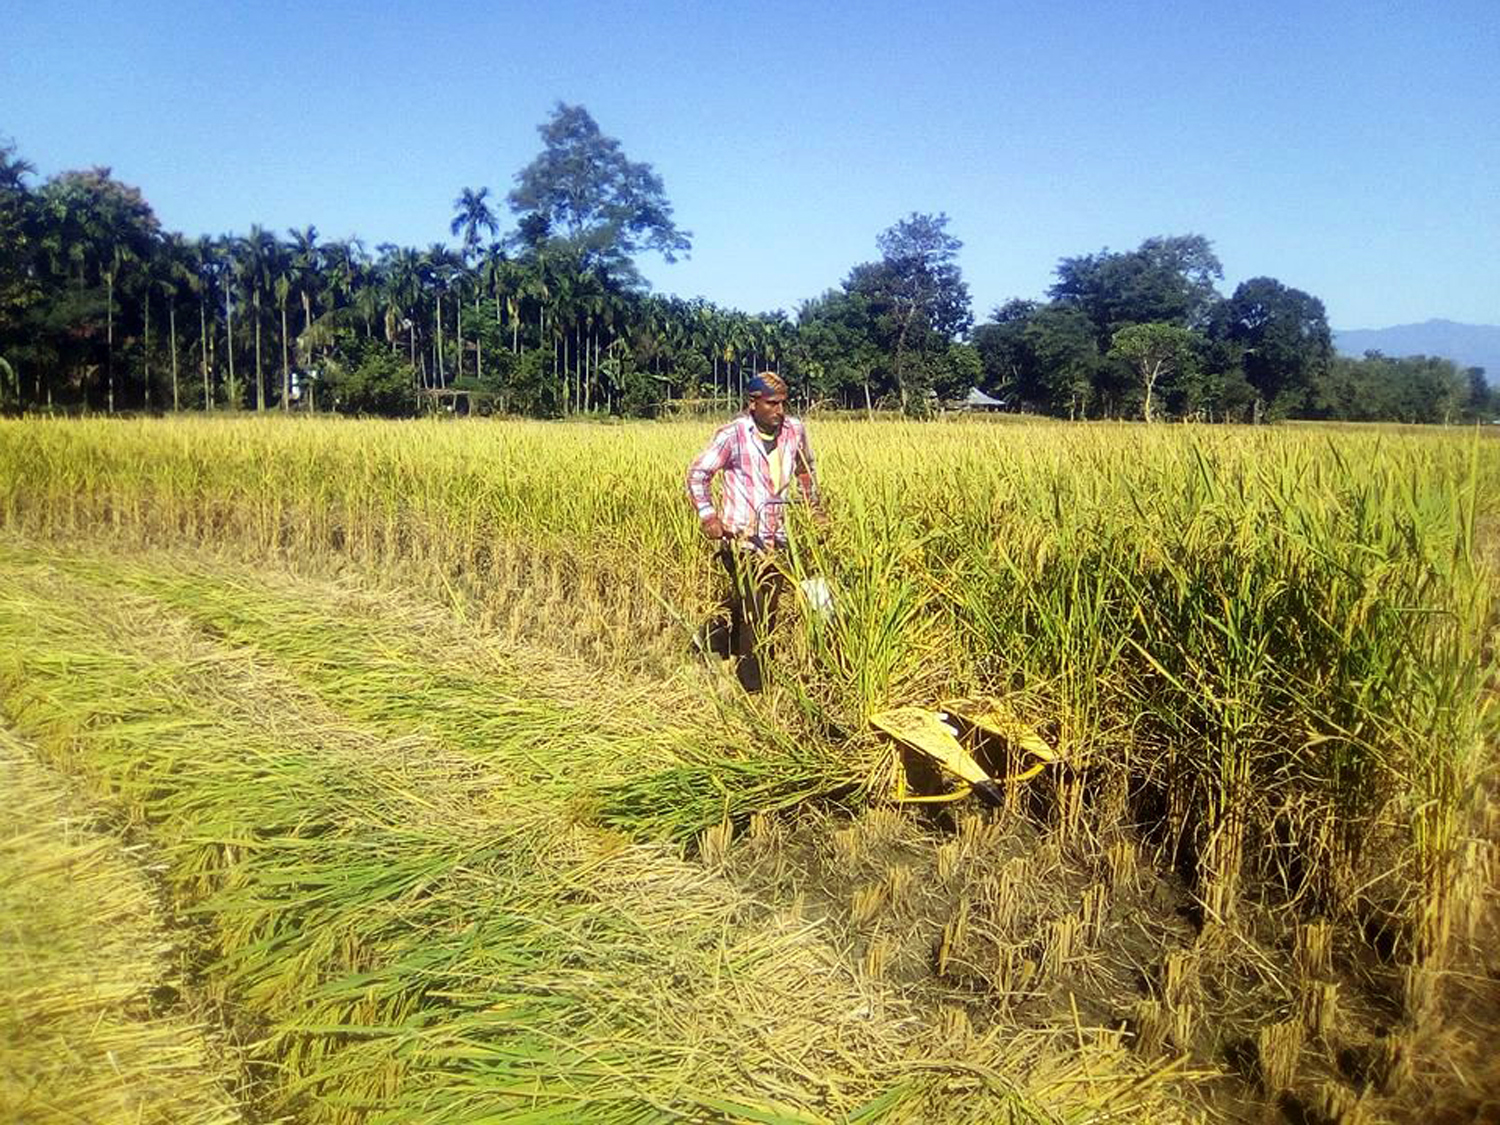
[
  {"x1": 1022, "y1": 305, "x2": 1099, "y2": 419},
  {"x1": 971, "y1": 299, "x2": 1040, "y2": 402},
  {"x1": 1208, "y1": 277, "x2": 1331, "y2": 419},
  {"x1": 846, "y1": 212, "x2": 972, "y2": 413},
  {"x1": 793, "y1": 288, "x2": 883, "y2": 411},
  {"x1": 36, "y1": 167, "x2": 160, "y2": 410},
  {"x1": 218, "y1": 235, "x2": 242, "y2": 408},
  {"x1": 234, "y1": 224, "x2": 280, "y2": 411},
  {"x1": 1462, "y1": 367, "x2": 1494, "y2": 421},
  {"x1": 0, "y1": 142, "x2": 39, "y2": 340},
  {"x1": 451, "y1": 187, "x2": 498, "y2": 264},
  {"x1": 0, "y1": 143, "x2": 44, "y2": 403},
  {"x1": 1051, "y1": 234, "x2": 1222, "y2": 352},
  {"x1": 187, "y1": 236, "x2": 219, "y2": 409},
  {"x1": 289, "y1": 226, "x2": 321, "y2": 396},
  {"x1": 507, "y1": 103, "x2": 691, "y2": 284},
  {"x1": 1108, "y1": 322, "x2": 1198, "y2": 422},
  {"x1": 151, "y1": 232, "x2": 192, "y2": 411},
  {"x1": 380, "y1": 244, "x2": 424, "y2": 373},
  {"x1": 420, "y1": 244, "x2": 462, "y2": 387}
]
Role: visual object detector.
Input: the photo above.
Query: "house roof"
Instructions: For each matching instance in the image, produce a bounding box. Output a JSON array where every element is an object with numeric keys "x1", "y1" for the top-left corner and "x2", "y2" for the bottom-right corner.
[{"x1": 963, "y1": 387, "x2": 1006, "y2": 406}]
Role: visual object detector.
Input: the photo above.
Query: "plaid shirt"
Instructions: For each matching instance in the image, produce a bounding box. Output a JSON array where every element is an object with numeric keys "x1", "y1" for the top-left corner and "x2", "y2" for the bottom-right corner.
[{"x1": 686, "y1": 414, "x2": 818, "y2": 545}]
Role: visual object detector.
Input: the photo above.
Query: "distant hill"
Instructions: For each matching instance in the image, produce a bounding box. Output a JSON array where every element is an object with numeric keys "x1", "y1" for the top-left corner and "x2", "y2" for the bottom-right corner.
[{"x1": 1334, "y1": 319, "x2": 1499, "y2": 381}]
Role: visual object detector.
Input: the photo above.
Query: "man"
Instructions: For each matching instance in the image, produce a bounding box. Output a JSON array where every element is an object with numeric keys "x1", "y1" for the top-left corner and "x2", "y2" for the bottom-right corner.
[{"x1": 686, "y1": 372, "x2": 820, "y2": 691}]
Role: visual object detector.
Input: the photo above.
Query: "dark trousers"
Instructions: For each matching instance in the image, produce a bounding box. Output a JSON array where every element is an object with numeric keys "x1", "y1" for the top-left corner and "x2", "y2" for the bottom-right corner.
[{"x1": 704, "y1": 543, "x2": 785, "y2": 693}]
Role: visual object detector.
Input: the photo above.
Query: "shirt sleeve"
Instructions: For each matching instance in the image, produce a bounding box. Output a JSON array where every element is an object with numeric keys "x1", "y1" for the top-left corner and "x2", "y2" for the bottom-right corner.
[{"x1": 686, "y1": 425, "x2": 733, "y2": 519}]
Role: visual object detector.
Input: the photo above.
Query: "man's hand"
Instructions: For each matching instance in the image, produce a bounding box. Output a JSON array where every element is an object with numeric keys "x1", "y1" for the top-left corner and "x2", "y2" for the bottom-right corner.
[{"x1": 701, "y1": 513, "x2": 726, "y2": 541}]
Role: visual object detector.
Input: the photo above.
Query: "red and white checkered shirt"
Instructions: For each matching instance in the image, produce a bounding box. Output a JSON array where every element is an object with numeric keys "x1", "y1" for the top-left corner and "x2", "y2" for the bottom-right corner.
[{"x1": 686, "y1": 414, "x2": 818, "y2": 545}]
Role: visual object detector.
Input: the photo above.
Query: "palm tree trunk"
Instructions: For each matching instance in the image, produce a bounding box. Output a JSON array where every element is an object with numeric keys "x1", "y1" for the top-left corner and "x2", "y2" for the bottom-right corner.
[
  {"x1": 301, "y1": 289, "x2": 314, "y2": 401},
  {"x1": 475, "y1": 295, "x2": 482, "y2": 384},
  {"x1": 456, "y1": 299, "x2": 463, "y2": 382},
  {"x1": 304, "y1": 300, "x2": 317, "y2": 411},
  {"x1": 106, "y1": 266, "x2": 115, "y2": 413},
  {"x1": 224, "y1": 278, "x2": 237, "y2": 409},
  {"x1": 170, "y1": 303, "x2": 180, "y2": 411},
  {"x1": 200, "y1": 296, "x2": 211, "y2": 410},
  {"x1": 587, "y1": 328, "x2": 597, "y2": 412},
  {"x1": 253, "y1": 291, "x2": 264, "y2": 411},
  {"x1": 280, "y1": 300, "x2": 290, "y2": 411},
  {"x1": 143, "y1": 290, "x2": 152, "y2": 410},
  {"x1": 435, "y1": 295, "x2": 444, "y2": 386}
]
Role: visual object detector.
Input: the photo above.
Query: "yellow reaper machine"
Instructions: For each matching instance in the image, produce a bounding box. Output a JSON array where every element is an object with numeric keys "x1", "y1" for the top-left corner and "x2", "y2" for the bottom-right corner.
[{"x1": 869, "y1": 697, "x2": 1059, "y2": 806}]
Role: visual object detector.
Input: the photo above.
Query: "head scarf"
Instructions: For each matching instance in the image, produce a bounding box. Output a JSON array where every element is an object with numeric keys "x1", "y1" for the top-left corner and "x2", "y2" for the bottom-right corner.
[{"x1": 746, "y1": 371, "x2": 788, "y2": 398}]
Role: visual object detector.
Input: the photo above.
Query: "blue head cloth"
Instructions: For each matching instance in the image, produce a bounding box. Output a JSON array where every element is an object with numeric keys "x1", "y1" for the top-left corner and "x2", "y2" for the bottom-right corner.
[{"x1": 746, "y1": 372, "x2": 787, "y2": 398}]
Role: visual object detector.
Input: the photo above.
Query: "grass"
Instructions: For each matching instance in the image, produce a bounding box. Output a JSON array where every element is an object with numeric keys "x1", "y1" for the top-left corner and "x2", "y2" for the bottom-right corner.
[
  {"x1": 0, "y1": 726, "x2": 244, "y2": 1125},
  {"x1": 0, "y1": 413, "x2": 1496, "y2": 1120},
  {"x1": 0, "y1": 542, "x2": 1198, "y2": 1124}
]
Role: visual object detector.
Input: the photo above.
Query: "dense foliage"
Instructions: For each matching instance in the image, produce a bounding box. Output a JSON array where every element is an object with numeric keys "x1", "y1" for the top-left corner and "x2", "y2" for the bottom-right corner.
[
  {"x1": 1, "y1": 108, "x2": 1491, "y2": 421},
  {"x1": 973, "y1": 243, "x2": 1493, "y2": 422}
]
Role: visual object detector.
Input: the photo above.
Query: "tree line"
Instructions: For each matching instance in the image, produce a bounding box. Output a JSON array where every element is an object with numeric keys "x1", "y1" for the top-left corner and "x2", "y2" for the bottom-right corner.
[
  {"x1": 968, "y1": 237, "x2": 1491, "y2": 423},
  {"x1": 0, "y1": 104, "x2": 1490, "y2": 422}
]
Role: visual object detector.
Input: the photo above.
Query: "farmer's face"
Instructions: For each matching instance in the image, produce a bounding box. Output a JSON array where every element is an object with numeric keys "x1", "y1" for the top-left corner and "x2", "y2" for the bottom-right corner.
[{"x1": 749, "y1": 392, "x2": 786, "y2": 433}]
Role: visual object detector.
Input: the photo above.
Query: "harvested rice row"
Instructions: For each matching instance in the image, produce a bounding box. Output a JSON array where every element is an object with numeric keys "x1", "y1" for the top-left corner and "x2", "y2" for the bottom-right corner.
[
  {"x1": 0, "y1": 548, "x2": 1199, "y2": 1123},
  {"x1": 2, "y1": 539, "x2": 854, "y2": 837},
  {"x1": 0, "y1": 727, "x2": 244, "y2": 1125}
]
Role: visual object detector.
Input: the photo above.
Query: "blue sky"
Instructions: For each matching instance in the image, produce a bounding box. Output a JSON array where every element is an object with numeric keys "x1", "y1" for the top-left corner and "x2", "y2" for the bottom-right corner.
[{"x1": 5, "y1": 0, "x2": 1496, "y2": 329}]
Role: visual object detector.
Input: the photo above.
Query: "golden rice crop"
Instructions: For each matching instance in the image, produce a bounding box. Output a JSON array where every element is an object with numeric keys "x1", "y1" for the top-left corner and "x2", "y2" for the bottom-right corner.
[
  {"x1": 1, "y1": 417, "x2": 1494, "y2": 910},
  {"x1": 0, "y1": 413, "x2": 1496, "y2": 1117},
  {"x1": 0, "y1": 727, "x2": 243, "y2": 1125},
  {"x1": 0, "y1": 543, "x2": 1200, "y2": 1124}
]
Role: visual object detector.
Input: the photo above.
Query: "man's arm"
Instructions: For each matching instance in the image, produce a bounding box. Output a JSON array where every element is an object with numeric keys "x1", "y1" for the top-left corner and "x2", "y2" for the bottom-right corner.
[{"x1": 687, "y1": 426, "x2": 733, "y2": 539}]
